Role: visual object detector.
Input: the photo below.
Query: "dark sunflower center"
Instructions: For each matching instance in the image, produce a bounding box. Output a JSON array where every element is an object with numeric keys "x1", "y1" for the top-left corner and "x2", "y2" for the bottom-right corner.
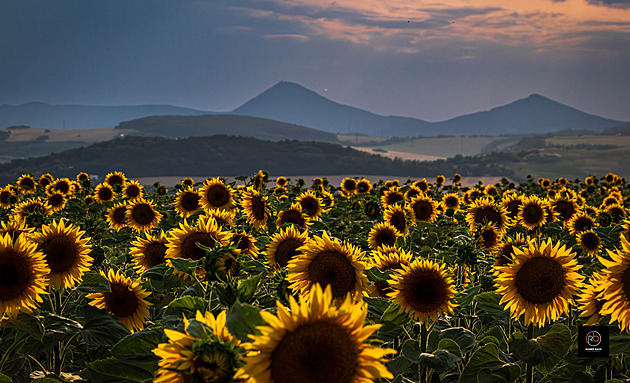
[
  {"x1": 389, "y1": 211, "x2": 407, "y2": 233},
  {"x1": 125, "y1": 185, "x2": 141, "y2": 198},
  {"x1": 608, "y1": 207, "x2": 625, "y2": 224},
  {"x1": 270, "y1": 321, "x2": 358, "y2": 383},
  {"x1": 40, "y1": 234, "x2": 79, "y2": 273},
  {"x1": 20, "y1": 178, "x2": 35, "y2": 189},
  {"x1": 131, "y1": 204, "x2": 155, "y2": 225},
  {"x1": 113, "y1": 206, "x2": 127, "y2": 224},
  {"x1": 181, "y1": 232, "x2": 215, "y2": 260},
  {"x1": 343, "y1": 180, "x2": 356, "y2": 192},
  {"x1": 0, "y1": 251, "x2": 31, "y2": 301},
  {"x1": 54, "y1": 182, "x2": 71, "y2": 194},
  {"x1": 104, "y1": 282, "x2": 139, "y2": 317},
  {"x1": 514, "y1": 256, "x2": 566, "y2": 304},
  {"x1": 275, "y1": 238, "x2": 303, "y2": 267},
  {"x1": 475, "y1": 206, "x2": 503, "y2": 227},
  {"x1": 580, "y1": 232, "x2": 600, "y2": 251},
  {"x1": 143, "y1": 242, "x2": 167, "y2": 268},
  {"x1": 385, "y1": 192, "x2": 404, "y2": 205},
  {"x1": 0, "y1": 191, "x2": 10, "y2": 203},
  {"x1": 480, "y1": 229, "x2": 498, "y2": 249},
  {"x1": 444, "y1": 196, "x2": 459, "y2": 208},
  {"x1": 357, "y1": 182, "x2": 370, "y2": 193},
  {"x1": 250, "y1": 196, "x2": 266, "y2": 220},
  {"x1": 506, "y1": 200, "x2": 521, "y2": 219},
  {"x1": 574, "y1": 217, "x2": 594, "y2": 233},
  {"x1": 299, "y1": 197, "x2": 319, "y2": 216},
  {"x1": 402, "y1": 267, "x2": 448, "y2": 313},
  {"x1": 98, "y1": 187, "x2": 113, "y2": 201},
  {"x1": 181, "y1": 192, "x2": 200, "y2": 212},
  {"x1": 523, "y1": 204, "x2": 544, "y2": 224},
  {"x1": 107, "y1": 175, "x2": 125, "y2": 185},
  {"x1": 206, "y1": 185, "x2": 230, "y2": 207},
  {"x1": 373, "y1": 228, "x2": 396, "y2": 247},
  {"x1": 412, "y1": 200, "x2": 433, "y2": 221},
  {"x1": 622, "y1": 269, "x2": 630, "y2": 302},
  {"x1": 417, "y1": 182, "x2": 428, "y2": 192},
  {"x1": 48, "y1": 194, "x2": 64, "y2": 208},
  {"x1": 280, "y1": 210, "x2": 305, "y2": 227},
  {"x1": 308, "y1": 250, "x2": 357, "y2": 298},
  {"x1": 233, "y1": 235, "x2": 252, "y2": 253},
  {"x1": 553, "y1": 200, "x2": 576, "y2": 221}
]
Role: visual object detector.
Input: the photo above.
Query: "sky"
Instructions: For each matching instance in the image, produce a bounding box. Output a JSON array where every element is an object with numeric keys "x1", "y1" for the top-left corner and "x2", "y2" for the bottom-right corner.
[{"x1": 1, "y1": 0, "x2": 630, "y2": 122}]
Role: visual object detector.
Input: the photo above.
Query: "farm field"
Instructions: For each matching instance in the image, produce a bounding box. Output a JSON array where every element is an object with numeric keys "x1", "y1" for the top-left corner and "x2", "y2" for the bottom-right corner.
[{"x1": 1, "y1": 170, "x2": 629, "y2": 382}]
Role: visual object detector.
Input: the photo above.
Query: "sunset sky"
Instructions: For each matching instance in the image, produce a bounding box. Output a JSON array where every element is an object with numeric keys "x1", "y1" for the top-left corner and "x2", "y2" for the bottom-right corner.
[{"x1": 2, "y1": 0, "x2": 629, "y2": 121}]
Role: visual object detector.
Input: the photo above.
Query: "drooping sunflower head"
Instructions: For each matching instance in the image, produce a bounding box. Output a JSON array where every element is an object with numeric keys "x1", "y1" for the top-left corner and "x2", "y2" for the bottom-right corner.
[
  {"x1": 388, "y1": 258, "x2": 457, "y2": 324},
  {"x1": 130, "y1": 231, "x2": 168, "y2": 274},
  {"x1": 567, "y1": 211, "x2": 597, "y2": 236},
  {"x1": 576, "y1": 229, "x2": 601, "y2": 257},
  {"x1": 518, "y1": 195, "x2": 548, "y2": 230},
  {"x1": 296, "y1": 190, "x2": 323, "y2": 220},
  {"x1": 368, "y1": 245, "x2": 413, "y2": 298},
  {"x1": 200, "y1": 178, "x2": 235, "y2": 211},
  {"x1": 494, "y1": 238, "x2": 584, "y2": 327},
  {"x1": 484, "y1": 184, "x2": 499, "y2": 197},
  {"x1": 476, "y1": 223, "x2": 503, "y2": 251},
  {"x1": 340, "y1": 177, "x2": 358, "y2": 197},
  {"x1": 408, "y1": 194, "x2": 439, "y2": 223},
  {"x1": 205, "y1": 209, "x2": 235, "y2": 228},
  {"x1": 381, "y1": 187, "x2": 405, "y2": 207},
  {"x1": 32, "y1": 219, "x2": 92, "y2": 290},
  {"x1": 321, "y1": 190, "x2": 335, "y2": 208},
  {"x1": 123, "y1": 180, "x2": 144, "y2": 200},
  {"x1": 276, "y1": 202, "x2": 309, "y2": 230},
  {"x1": 466, "y1": 197, "x2": 509, "y2": 233},
  {"x1": 0, "y1": 233, "x2": 50, "y2": 317},
  {"x1": 175, "y1": 187, "x2": 202, "y2": 218},
  {"x1": 17, "y1": 174, "x2": 37, "y2": 194},
  {"x1": 287, "y1": 231, "x2": 369, "y2": 301},
  {"x1": 95, "y1": 183, "x2": 116, "y2": 203},
  {"x1": 368, "y1": 222, "x2": 400, "y2": 250},
  {"x1": 383, "y1": 204, "x2": 413, "y2": 236},
  {"x1": 86, "y1": 269, "x2": 151, "y2": 333},
  {"x1": 452, "y1": 173, "x2": 462, "y2": 183},
  {"x1": 603, "y1": 203, "x2": 626, "y2": 225},
  {"x1": 104, "y1": 171, "x2": 128, "y2": 187},
  {"x1": 252, "y1": 170, "x2": 266, "y2": 190},
  {"x1": 181, "y1": 177, "x2": 195, "y2": 187},
  {"x1": 153, "y1": 310, "x2": 244, "y2": 383},
  {"x1": 12, "y1": 199, "x2": 51, "y2": 224},
  {"x1": 239, "y1": 284, "x2": 396, "y2": 383},
  {"x1": 125, "y1": 198, "x2": 162, "y2": 232},
  {"x1": 240, "y1": 187, "x2": 270, "y2": 230},
  {"x1": 231, "y1": 231, "x2": 258, "y2": 259},
  {"x1": 356, "y1": 178, "x2": 372, "y2": 194},
  {"x1": 39, "y1": 173, "x2": 54, "y2": 189},
  {"x1": 265, "y1": 225, "x2": 310, "y2": 269},
  {"x1": 404, "y1": 186, "x2": 422, "y2": 201},
  {"x1": 106, "y1": 202, "x2": 128, "y2": 231}
]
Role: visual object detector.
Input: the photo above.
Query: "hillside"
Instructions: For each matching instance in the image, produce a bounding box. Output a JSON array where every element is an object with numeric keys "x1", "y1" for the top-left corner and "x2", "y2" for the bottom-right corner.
[
  {"x1": 113, "y1": 114, "x2": 340, "y2": 143},
  {"x1": 0, "y1": 135, "x2": 511, "y2": 185}
]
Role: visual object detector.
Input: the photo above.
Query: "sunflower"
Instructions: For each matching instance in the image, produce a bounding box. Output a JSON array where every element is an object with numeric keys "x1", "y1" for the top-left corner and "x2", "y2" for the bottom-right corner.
[
  {"x1": 95, "y1": 183, "x2": 116, "y2": 203},
  {"x1": 104, "y1": 171, "x2": 128, "y2": 187},
  {"x1": 408, "y1": 194, "x2": 439, "y2": 223},
  {"x1": 240, "y1": 187, "x2": 270, "y2": 230},
  {"x1": 0, "y1": 219, "x2": 35, "y2": 241},
  {"x1": 181, "y1": 177, "x2": 195, "y2": 187},
  {"x1": 130, "y1": 231, "x2": 168, "y2": 274},
  {"x1": 287, "y1": 232, "x2": 369, "y2": 300},
  {"x1": 601, "y1": 195, "x2": 621, "y2": 208},
  {"x1": 321, "y1": 190, "x2": 335, "y2": 208},
  {"x1": 604, "y1": 172, "x2": 617, "y2": 184},
  {"x1": 153, "y1": 310, "x2": 244, "y2": 383},
  {"x1": 231, "y1": 231, "x2": 258, "y2": 259},
  {"x1": 47, "y1": 178, "x2": 74, "y2": 196},
  {"x1": 567, "y1": 211, "x2": 597, "y2": 236},
  {"x1": 86, "y1": 269, "x2": 151, "y2": 332},
  {"x1": 0, "y1": 234, "x2": 50, "y2": 316},
  {"x1": 577, "y1": 271, "x2": 607, "y2": 325},
  {"x1": 494, "y1": 233, "x2": 528, "y2": 269},
  {"x1": 32, "y1": 220, "x2": 92, "y2": 290},
  {"x1": 441, "y1": 192, "x2": 461, "y2": 212},
  {"x1": 252, "y1": 170, "x2": 266, "y2": 190},
  {"x1": 175, "y1": 187, "x2": 202, "y2": 218},
  {"x1": 265, "y1": 225, "x2": 310, "y2": 269},
  {"x1": 466, "y1": 197, "x2": 509, "y2": 233},
  {"x1": 494, "y1": 238, "x2": 583, "y2": 327},
  {"x1": 550, "y1": 195, "x2": 578, "y2": 223},
  {"x1": 340, "y1": 177, "x2": 358, "y2": 198},
  {"x1": 200, "y1": 178, "x2": 235, "y2": 211},
  {"x1": 12, "y1": 199, "x2": 51, "y2": 222},
  {"x1": 126, "y1": 198, "x2": 162, "y2": 232},
  {"x1": 452, "y1": 173, "x2": 462, "y2": 183},
  {"x1": 413, "y1": 178, "x2": 430, "y2": 192},
  {"x1": 383, "y1": 204, "x2": 412, "y2": 236},
  {"x1": 0, "y1": 187, "x2": 15, "y2": 209},
  {"x1": 296, "y1": 190, "x2": 323, "y2": 220},
  {"x1": 76, "y1": 172, "x2": 89, "y2": 183},
  {"x1": 215, "y1": 250, "x2": 241, "y2": 280},
  {"x1": 17, "y1": 174, "x2": 37, "y2": 193},
  {"x1": 45, "y1": 192, "x2": 67, "y2": 212},
  {"x1": 276, "y1": 202, "x2": 309, "y2": 230},
  {"x1": 368, "y1": 222, "x2": 400, "y2": 250},
  {"x1": 122, "y1": 180, "x2": 144, "y2": 200},
  {"x1": 106, "y1": 202, "x2": 128, "y2": 231},
  {"x1": 238, "y1": 284, "x2": 396, "y2": 383},
  {"x1": 368, "y1": 245, "x2": 412, "y2": 298},
  {"x1": 404, "y1": 186, "x2": 422, "y2": 201},
  {"x1": 381, "y1": 187, "x2": 405, "y2": 207},
  {"x1": 598, "y1": 236, "x2": 630, "y2": 332},
  {"x1": 435, "y1": 175, "x2": 445, "y2": 186},
  {"x1": 576, "y1": 229, "x2": 601, "y2": 257},
  {"x1": 83, "y1": 194, "x2": 95, "y2": 208},
  {"x1": 477, "y1": 223, "x2": 502, "y2": 251},
  {"x1": 501, "y1": 193, "x2": 523, "y2": 221},
  {"x1": 356, "y1": 178, "x2": 372, "y2": 194},
  {"x1": 39, "y1": 173, "x2": 54, "y2": 189},
  {"x1": 517, "y1": 195, "x2": 547, "y2": 230},
  {"x1": 463, "y1": 188, "x2": 483, "y2": 205},
  {"x1": 275, "y1": 176, "x2": 288, "y2": 188},
  {"x1": 484, "y1": 184, "x2": 499, "y2": 197},
  {"x1": 603, "y1": 203, "x2": 626, "y2": 225},
  {"x1": 206, "y1": 209, "x2": 235, "y2": 228},
  {"x1": 388, "y1": 258, "x2": 457, "y2": 324}
]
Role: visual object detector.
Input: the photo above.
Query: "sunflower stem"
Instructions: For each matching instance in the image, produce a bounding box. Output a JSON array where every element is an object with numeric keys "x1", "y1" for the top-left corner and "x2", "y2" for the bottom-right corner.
[
  {"x1": 526, "y1": 324, "x2": 534, "y2": 383},
  {"x1": 420, "y1": 322, "x2": 428, "y2": 383},
  {"x1": 53, "y1": 343, "x2": 61, "y2": 377}
]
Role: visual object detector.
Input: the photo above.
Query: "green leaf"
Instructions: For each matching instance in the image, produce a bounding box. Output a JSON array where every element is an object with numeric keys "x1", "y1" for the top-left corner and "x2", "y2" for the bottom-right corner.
[
  {"x1": 609, "y1": 333, "x2": 630, "y2": 355},
  {"x1": 226, "y1": 300, "x2": 266, "y2": 342},
  {"x1": 111, "y1": 328, "x2": 163, "y2": 370},
  {"x1": 0, "y1": 373, "x2": 11, "y2": 383},
  {"x1": 455, "y1": 284, "x2": 481, "y2": 306},
  {"x1": 1, "y1": 313, "x2": 44, "y2": 341},
  {"x1": 491, "y1": 363, "x2": 521, "y2": 383},
  {"x1": 75, "y1": 271, "x2": 111, "y2": 293},
  {"x1": 364, "y1": 297, "x2": 389, "y2": 318},
  {"x1": 79, "y1": 305, "x2": 131, "y2": 347},
  {"x1": 162, "y1": 296, "x2": 208, "y2": 327},
  {"x1": 458, "y1": 344, "x2": 504, "y2": 383},
  {"x1": 508, "y1": 323, "x2": 572, "y2": 376},
  {"x1": 386, "y1": 355, "x2": 414, "y2": 376},
  {"x1": 85, "y1": 357, "x2": 155, "y2": 383},
  {"x1": 31, "y1": 378, "x2": 65, "y2": 383},
  {"x1": 473, "y1": 292, "x2": 505, "y2": 315},
  {"x1": 438, "y1": 327, "x2": 476, "y2": 354},
  {"x1": 168, "y1": 257, "x2": 199, "y2": 275},
  {"x1": 401, "y1": 339, "x2": 421, "y2": 362},
  {"x1": 438, "y1": 338, "x2": 463, "y2": 358},
  {"x1": 381, "y1": 303, "x2": 410, "y2": 326},
  {"x1": 364, "y1": 267, "x2": 393, "y2": 283},
  {"x1": 418, "y1": 350, "x2": 461, "y2": 373},
  {"x1": 43, "y1": 313, "x2": 83, "y2": 338},
  {"x1": 237, "y1": 273, "x2": 263, "y2": 303}
]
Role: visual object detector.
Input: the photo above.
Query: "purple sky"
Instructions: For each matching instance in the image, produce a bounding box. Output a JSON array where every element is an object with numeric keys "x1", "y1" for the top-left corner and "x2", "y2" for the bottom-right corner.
[{"x1": 1, "y1": 0, "x2": 629, "y2": 122}]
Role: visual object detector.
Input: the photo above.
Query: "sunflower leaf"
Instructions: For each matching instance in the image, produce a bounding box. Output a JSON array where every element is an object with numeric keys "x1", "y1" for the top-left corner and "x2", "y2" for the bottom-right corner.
[
  {"x1": 84, "y1": 356, "x2": 154, "y2": 383},
  {"x1": 168, "y1": 257, "x2": 199, "y2": 275},
  {"x1": 162, "y1": 296, "x2": 208, "y2": 328},
  {"x1": 1, "y1": 313, "x2": 44, "y2": 341},
  {"x1": 78, "y1": 305, "x2": 131, "y2": 347},
  {"x1": 110, "y1": 328, "x2": 163, "y2": 369},
  {"x1": 365, "y1": 267, "x2": 393, "y2": 283},
  {"x1": 75, "y1": 271, "x2": 111, "y2": 293},
  {"x1": 380, "y1": 303, "x2": 410, "y2": 326},
  {"x1": 237, "y1": 273, "x2": 263, "y2": 303},
  {"x1": 438, "y1": 327, "x2": 476, "y2": 355},
  {"x1": 458, "y1": 344, "x2": 504, "y2": 383},
  {"x1": 0, "y1": 373, "x2": 11, "y2": 383},
  {"x1": 418, "y1": 349, "x2": 460, "y2": 373},
  {"x1": 226, "y1": 300, "x2": 265, "y2": 342},
  {"x1": 508, "y1": 323, "x2": 572, "y2": 375}
]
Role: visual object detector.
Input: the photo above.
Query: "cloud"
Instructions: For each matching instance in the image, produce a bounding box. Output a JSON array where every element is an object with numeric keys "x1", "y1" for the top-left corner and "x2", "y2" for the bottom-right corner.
[
  {"x1": 263, "y1": 33, "x2": 309, "y2": 40},
  {"x1": 586, "y1": 0, "x2": 630, "y2": 8}
]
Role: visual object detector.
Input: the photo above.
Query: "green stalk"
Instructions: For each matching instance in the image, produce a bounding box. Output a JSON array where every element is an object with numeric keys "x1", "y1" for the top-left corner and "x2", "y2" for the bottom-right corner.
[{"x1": 526, "y1": 324, "x2": 534, "y2": 383}]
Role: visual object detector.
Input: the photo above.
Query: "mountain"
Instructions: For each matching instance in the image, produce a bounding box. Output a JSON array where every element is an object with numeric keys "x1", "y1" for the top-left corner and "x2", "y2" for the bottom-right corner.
[
  {"x1": 232, "y1": 81, "x2": 433, "y2": 137},
  {"x1": 113, "y1": 114, "x2": 339, "y2": 143},
  {"x1": 0, "y1": 102, "x2": 212, "y2": 130},
  {"x1": 233, "y1": 82, "x2": 626, "y2": 136},
  {"x1": 431, "y1": 94, "x2": 625, "y2": 136}
]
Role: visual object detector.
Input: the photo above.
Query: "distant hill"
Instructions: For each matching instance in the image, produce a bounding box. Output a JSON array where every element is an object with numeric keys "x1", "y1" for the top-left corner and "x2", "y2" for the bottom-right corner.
[
  {"x1": 114, "y1": 114, "x2": 340, "y2": 143},
  {"x1": 0, "y1": 135, "x2": 511, "y2": 185},
  {"x1": 0, "y1": 102, "x2": 211, "y2": 130},
  {"x1": 232, "y1": 81, "x2": 433, "y2": 137},
  {"x1": 233, "y1": 82, "x2": 626, "y2": 136},
  {"x1": 603, "y1": 123, "x2": 630, "y2": 136}
]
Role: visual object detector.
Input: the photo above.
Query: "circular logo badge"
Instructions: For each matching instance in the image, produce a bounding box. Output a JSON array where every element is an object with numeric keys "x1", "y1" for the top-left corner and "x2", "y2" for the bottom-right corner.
[{"x1": 586, "y1": 331, "x2": 601, "y2": 347}]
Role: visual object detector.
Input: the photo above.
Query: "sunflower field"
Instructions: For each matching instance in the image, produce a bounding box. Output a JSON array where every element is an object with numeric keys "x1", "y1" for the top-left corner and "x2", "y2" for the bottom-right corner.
[{"x1": 1, "y1": 170, "x2": 630, "y2": 383}]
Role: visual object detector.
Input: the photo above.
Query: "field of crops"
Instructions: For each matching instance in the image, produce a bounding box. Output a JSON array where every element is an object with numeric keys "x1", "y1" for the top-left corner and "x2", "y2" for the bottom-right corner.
[{"x1": 1, "y1": 170, "x2": 630, "y2": 382}]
